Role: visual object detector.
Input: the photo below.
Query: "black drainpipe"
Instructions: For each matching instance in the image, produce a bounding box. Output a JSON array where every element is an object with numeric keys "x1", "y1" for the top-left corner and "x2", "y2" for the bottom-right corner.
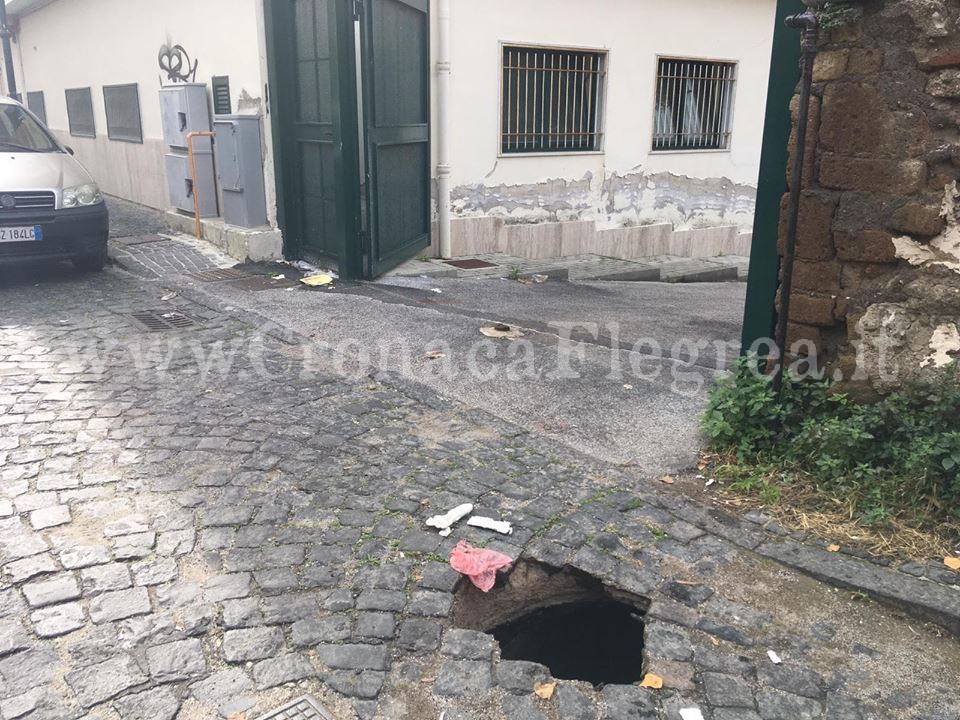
[
  {"x1": 0, "y1": 1, "x2": 17, "y2": 99},
  {"x1": 772, "y1": 3, "x2": 821, "y2": 396}
]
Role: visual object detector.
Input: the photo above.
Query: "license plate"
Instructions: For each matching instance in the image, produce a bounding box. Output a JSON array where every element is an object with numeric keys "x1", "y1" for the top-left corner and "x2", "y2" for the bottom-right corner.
[{"x1": 0, "y1": 226, "x2": 43, "y2": 243}]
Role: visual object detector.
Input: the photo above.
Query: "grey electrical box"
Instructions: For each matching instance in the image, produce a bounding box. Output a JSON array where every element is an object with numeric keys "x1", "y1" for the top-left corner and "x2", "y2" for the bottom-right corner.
[
  {"x1": 165, "y1": 151, "x2": 218, "y2": 218},
  {"x1": 213, "y1": 115, "x2": 268, "y2": 228},
  {"x1": 159, "y1": 83, "x2": 211, "y2": 150}
]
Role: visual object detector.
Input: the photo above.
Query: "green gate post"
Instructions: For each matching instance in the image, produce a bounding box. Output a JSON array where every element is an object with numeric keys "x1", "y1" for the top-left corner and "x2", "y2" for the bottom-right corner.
[{"x1": 741, "y1": 0, "x2": 806, "y2": 354}]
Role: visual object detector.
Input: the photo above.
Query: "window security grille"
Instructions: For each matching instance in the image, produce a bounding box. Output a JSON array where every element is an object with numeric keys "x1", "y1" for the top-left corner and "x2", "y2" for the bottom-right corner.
[
  {"x1": 26, "y1": 91, "x2": 47, "y2": 125},
  {"x1": 212, "y1": 76, "x2": 232, "y2": 116},
  {"x1": 501, "y1": 45, "x2": 606, "y2": 154},
  {"x1": 103, "y1": 84, "x2": 143, "y2": 143},
  {"x1": 65, "y1": 87, "x2": 96, "y2": 138},
  {"x1": 653, "y1": 58, "x2": 737, "y2": 151}
]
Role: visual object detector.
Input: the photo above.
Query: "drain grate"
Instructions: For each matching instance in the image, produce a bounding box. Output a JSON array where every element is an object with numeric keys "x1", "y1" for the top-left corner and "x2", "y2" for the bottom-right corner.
[
  {"x1": 443, "y1": 258, "x2": 499, "y2": 270},
  {"x1": 254, "y1": 696, "x2": 335, "y2": 720},
  {"x1": 130, "y1": 310, "x2": 197, "y2": 331},
  {"x1": 189, "y1": 267, "x2": 251, "y2": 282}
]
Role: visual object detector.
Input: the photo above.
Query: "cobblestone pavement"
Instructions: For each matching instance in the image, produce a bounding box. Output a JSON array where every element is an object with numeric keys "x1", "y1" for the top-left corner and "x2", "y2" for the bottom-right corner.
[{"x1": 2, "y1": 264, "x2": 959, "y2": 720}]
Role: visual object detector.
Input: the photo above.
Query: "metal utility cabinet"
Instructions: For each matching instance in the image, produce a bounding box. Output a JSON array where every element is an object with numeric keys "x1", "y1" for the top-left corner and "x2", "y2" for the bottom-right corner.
[
  {"x1": 159, "y1": 83, "x2": 217, "y2": 218},
  {"x1": 213, "y1": 115, "x2": 268, "y2": 228}
]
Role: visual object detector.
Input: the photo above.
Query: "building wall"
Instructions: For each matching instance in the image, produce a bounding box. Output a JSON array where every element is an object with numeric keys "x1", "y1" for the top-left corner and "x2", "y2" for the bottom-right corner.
[
  {"x1": 441, "y1": 0, "x2": 778, "y2": 232},
  {"x1": 780, "y1": 0, "x2": 960, "y2": 394},
  {"x1": 8, "y1": 0, "x2": 276, "y2": 225}
]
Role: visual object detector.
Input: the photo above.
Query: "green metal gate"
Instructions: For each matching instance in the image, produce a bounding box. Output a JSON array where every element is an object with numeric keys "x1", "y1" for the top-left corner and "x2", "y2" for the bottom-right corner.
[{"x1": 265, "y1": 0, "x2": 430, "y2": 280}]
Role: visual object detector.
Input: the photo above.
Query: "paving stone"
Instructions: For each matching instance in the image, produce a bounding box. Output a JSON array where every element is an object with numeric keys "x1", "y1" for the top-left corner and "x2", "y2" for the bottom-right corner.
[
  {"x1": 104, "y1": 517, "x2": 151, "y2": 537},
  {"x1": 0, "y1": 647, "x2": 58, "y2": 692},
  {"x1": 441, "y1": 628, "x2": 496, "y2": 660},
  {"x1": 23, "y1": 573, "x2": 80, "y2": 608},
  {"x1": 501, "y1": 695, "x2": 548, "y2": 720},
  {"x1": 29, "y1": 505, "x2": 71, "y2": 530},
  {"x1": 495, "y1": 660, "x2": 551, "y2": 694},
  {"x1": 356, "y1": 611, "x2": 396, "y2": 640},
  {"x1": 261, "y1": 592, "x2": 320, "y2": 624},
  {"x1": 0, "y1": 687, "x2": 44, "y2": 720},
  {"x1": 222, "y1": 597, "x2": 264, "y2": 628},
  {"x1": 65, "y1": 653, "x2": 148, "y2": 707},
  {"x1": 556, "y1": 683, "x2": 598, "y2": 720},
  {"x1": 255, "y1": 567, "x2": 300, "y2": 593},
  {"x1": 434, "y1": 658, "x2": 493, "y2": 696},
  {"x1": 30, "y1": 602, "x2": 85, "y2": 638},
  {"x1": 356, "y1": 588, "x2": 406, "y2": 612},
  {"x1": 758, "y1": 663, "x2": 824, "y2": 699},
  {"x1": 132, "y1": 557, "x2": 179, "y2": 586},
  {"x1": 714, "y1": 711, "x2": 762, "y2": 720},
  {"x1": 324, "y1": 589, "x2": 355, "y2": 611},
  {"x1": 59, "y1": 544, "x2": 111, "y2": 570},
  {"x1": 602, "y1": 685, "x2": 658, "y2": 719},
  {"x1": 112, "y1": 532, "x2": 157, "y2": 560},
  {"x1": 4, "y1": 554, "x2": 58, "y2": 583},
  {"x1": 112, "y1": 687, "x2": 181, "y2": 720},
  {"x1": 147, "y1": 638, "x2": 207, "y2": 682},
  {"x1": 204, "y1": 572, "x2": 252, "y2": 602},
  {"x1": 190, "y1": 667, "x2": 255, "y2": 705},
  {"x1": 756, "y1": 688, "x2": 823, "y2": 720},
  {"x1": 644, "y1": 623, "x2": 694, "y2": 661},
  {"x1": 80, "y1": 563, "x2": 132, "y2": 596},
  {"x1": 89, "y1": 587, "x2": 151, "y2": 623},
  {"x1": 318, "y1": 643, "x2": 389, "y2": 671},
  {"x1": 293, "y1": 615, "x2": 353, "y2": 646},
  {"x1": 703, "y1": 671, "x2": 757, "y2": 708},
  {"x1": 408, "y1": 589, "x2": 453, "y2": 617},
  {"x1": 397, "y1": 618, "x2": 442, "y2": 654},
  {"x1": 223, "y1": 626, "x2": 285, "y2": 662},
  {"x1": 0, "y1": 619, "x2": 31, "y2": 657},
  {"x1": 253, "y1": 652, "x2": 316, "y2": 688},
  {"x1": 324, "y1": 669, "x2": 386, "y2": 699}
]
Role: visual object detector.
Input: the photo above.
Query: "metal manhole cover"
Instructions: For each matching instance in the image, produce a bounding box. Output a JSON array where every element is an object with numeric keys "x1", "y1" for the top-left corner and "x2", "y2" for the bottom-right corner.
[
  {"x1": 113, "y1": 235, "x2": 171, "y2": 247},
  {"x1": 130, "y1": 310, "x2": 197, "y2": 331},
  {"x1": 443, "y1": 258, "x2": 499, "y2": 270},
  {"x1": 189, "y1": 267, "x2": 251, "y2": 282},
  {"x1": 254, "y1": 696, "x2": 335, "y2": 720}
]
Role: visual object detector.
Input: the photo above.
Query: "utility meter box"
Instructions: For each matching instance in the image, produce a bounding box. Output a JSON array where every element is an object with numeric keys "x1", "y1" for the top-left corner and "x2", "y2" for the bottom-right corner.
[
  {"x1": 159, "y1": 83, "x2": 212, "y2": 150},
  {"x1": 165, "y1": 151, "x2": 218, "y2": 218},
  {"x1": 213, "y1": 115, "x2": 268, "y2": 228}
]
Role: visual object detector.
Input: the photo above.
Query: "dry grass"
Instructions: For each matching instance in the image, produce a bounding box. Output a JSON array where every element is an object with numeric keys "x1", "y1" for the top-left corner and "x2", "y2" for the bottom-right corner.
[{"x1": 700, "y1": 451, "x2": 960, "y2": 561}]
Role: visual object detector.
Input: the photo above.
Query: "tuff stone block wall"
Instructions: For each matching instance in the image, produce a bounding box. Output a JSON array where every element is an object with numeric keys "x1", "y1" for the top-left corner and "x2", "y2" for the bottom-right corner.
[{"x1": 783, "y1": 0, "x2": 960, "y2": 394}]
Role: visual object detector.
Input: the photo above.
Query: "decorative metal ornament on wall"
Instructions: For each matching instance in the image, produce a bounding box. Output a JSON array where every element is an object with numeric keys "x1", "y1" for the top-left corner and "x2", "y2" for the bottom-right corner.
[{"x1": 158, "y1": 44, "x2": 198, "y2": 84}]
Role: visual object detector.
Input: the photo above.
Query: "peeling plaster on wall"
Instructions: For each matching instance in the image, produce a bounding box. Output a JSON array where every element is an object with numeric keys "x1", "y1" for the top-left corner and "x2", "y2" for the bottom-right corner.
[
  {"x1": 922, "y1": 323, "x2": 960, "y2": 368},
  {"x1": 893, "y1": 182, "x2": 960, "y2": 273},
  {"x1": 450, "y1": 170, "x2": 756, "y2": 230},
  {"x1": 236, "y1": 89, "x2": 263, "y2": 114}
]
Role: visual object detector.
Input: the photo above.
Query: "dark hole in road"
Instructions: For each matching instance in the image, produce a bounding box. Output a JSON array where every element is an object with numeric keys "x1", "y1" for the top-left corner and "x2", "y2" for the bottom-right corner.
[
  {"x1": 452, "y1": 559, "x2": 648, "y2": 687},
  {"x1": 491, "y1": 598, "x2": 646, "y2": 686}
]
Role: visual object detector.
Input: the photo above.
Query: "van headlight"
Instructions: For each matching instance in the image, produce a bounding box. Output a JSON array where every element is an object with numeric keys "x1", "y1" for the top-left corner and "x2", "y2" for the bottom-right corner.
[{"x1": 62, "y1": 184, "x2": 103, "y2": 208}]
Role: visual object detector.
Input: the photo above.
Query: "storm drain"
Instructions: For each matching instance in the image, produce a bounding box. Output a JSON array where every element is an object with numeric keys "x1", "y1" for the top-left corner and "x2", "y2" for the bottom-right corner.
[
  {"x1": 453, "y1": 559, "x2": 649, "y2": 687},
  {"x1": 189, "y1": 267, "x2": 251, "y2": 282},
  {"x1": 130, "y1": 310, "x2": 197, "y2": 331},
  {"x1": 443, "y1": 258, "x2": 499, "y2": 270},
  {"x1": 254, "y1": 696, "x2": 335, "y2": 720}
]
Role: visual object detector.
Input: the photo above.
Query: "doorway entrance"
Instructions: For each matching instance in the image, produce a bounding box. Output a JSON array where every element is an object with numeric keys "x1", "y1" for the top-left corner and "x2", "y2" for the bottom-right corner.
[{"x1": 265, "y1": 0, "x2": 431, "y2": 280}]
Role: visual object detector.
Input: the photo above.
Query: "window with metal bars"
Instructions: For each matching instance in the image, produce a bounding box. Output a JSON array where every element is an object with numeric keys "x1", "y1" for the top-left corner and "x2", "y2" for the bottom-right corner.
[
  {"x1": 65, "y1": 87, "x2": 96, "y2": 138},
  {"x1": 26, "y1": 91, "x2": 47, "y2": 125},
  {"x1": 652, "y1": 58, "x2": 737, "y2": 152},
  {"x1": 501, "y1": 45, "x2": 606, "y2": 155},
  {"x1": 103, "y1": 84, "x2": 143, "y2": 143}
]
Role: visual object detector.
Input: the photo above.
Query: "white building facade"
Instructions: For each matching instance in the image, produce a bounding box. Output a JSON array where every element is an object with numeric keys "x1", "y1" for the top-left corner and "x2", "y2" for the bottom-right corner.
[{"x1": 1, "y1": 0, "x2": 778, "y2": 271}]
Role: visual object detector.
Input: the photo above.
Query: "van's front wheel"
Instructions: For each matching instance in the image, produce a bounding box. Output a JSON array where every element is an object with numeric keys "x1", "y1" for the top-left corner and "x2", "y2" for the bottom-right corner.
[{"x1": 73, "y1": 245, "x2": 107, "y2": 272}]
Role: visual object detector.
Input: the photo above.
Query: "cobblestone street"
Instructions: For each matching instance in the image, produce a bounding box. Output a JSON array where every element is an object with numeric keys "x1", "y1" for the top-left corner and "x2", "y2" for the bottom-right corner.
[{"x1": 1, "y1": 261, "x2": 959, "y2": 720}]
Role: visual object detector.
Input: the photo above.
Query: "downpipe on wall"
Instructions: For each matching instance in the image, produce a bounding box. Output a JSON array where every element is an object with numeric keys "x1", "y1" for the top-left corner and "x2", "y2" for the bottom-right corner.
[
  {"x1": 772, "y1": 3, "x2": 820, "y2": 396},
  {"x1": 436, "y1": 0, "x2": 452, "y2": 258},
  {"x1": 0, "y1": 0, "x2": 17, "y2": 98}
]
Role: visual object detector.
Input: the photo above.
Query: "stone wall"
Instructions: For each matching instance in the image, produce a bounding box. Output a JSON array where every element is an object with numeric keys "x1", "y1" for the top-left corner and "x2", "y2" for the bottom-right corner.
[{"x1": 783, "y1": 0, "x2": 960, "y2": 394}]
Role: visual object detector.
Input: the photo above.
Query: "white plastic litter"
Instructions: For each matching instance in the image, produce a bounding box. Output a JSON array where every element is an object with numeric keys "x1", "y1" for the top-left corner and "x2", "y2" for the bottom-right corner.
[
  {"x1": 679, "y1": 710, "x2": 705, "y2": 720},
  {"x1": 426, "y1": 503, "x2": 474, "y2": 531},
  {"x1": 467, "y1": 516, "x2": 513, "y2": 535},
  {"x1": 439, "y1": 528, "x2": 452, "y2": 537},
  {"x1": 430, "y1": 288, "x2": 443, "y2": 294},
  {"x1": 767, "y1": 650, "x2": 782, "y2": 664}
]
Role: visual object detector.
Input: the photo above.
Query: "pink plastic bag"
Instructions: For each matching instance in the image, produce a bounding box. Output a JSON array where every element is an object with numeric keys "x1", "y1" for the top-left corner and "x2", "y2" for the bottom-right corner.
[{"x1": 449, "y1": 541, "x2": 513, "y2": 592}]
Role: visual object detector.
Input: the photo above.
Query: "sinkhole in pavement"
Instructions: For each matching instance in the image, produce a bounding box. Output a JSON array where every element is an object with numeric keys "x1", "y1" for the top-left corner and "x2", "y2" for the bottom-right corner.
[{"x1": 452, "y1": 559, "x2": 649, "y2": 687}]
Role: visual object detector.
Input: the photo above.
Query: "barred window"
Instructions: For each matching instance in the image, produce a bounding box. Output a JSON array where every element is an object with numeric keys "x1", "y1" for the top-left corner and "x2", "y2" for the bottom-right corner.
[
  {"x1": 653, "y1": 58, "x2": 737, "y2": 151},
  {"x1": 501, "y1": 45, "x2": 606, "y2": 155},
  {"x1": 26, "y1": 91, "x2": 47, "y2": 125},
  {"x1": 103, "y1": 84, "x2": 143, "y2": 143},
  {"x1": 65, "y1": 87, "x2": 96, "y2": 138}
]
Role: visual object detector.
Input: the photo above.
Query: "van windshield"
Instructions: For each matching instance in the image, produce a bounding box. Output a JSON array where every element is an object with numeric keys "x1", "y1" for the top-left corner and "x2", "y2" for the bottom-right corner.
[{"x1": 0, "y1": 104, "x2": 59, "y2": 153}]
